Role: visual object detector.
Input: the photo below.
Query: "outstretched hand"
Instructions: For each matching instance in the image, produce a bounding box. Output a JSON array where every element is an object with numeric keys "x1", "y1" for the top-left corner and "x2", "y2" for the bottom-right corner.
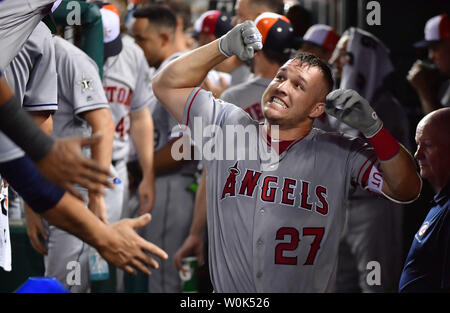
[{"x1": 98, "y1": 214, "x2": 168, "y2": 275}]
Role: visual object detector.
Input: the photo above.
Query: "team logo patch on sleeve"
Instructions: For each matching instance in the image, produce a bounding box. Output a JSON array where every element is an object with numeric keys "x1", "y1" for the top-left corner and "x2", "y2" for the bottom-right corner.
[
  {"x1": 78, "y1": 74, "x2": 93, "y2": 93},
  {"x1": 415, "y1": 221, "x2": 429, "y2": 243}
]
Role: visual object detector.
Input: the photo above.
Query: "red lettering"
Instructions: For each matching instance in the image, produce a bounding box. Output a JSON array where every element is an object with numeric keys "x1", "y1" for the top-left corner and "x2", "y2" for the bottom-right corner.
[
  {"x1": 261, "y1": 176, "x2": 278, "y2": 202},
  {"x1": 117, "y1": 88, "x2": 126, "y2": 104},
  {"x1": 315, "y1": 186, "x2": 328, "y2": 215},
  {"x1": 239, "y1": 170, "x2": 261, "y2": 197},
  {"x1": 300, "y1": 181, "x2": 313, "y2": 211},
  {"x1": 281, "y1": 178, "x2": 296, "y2": 205}
]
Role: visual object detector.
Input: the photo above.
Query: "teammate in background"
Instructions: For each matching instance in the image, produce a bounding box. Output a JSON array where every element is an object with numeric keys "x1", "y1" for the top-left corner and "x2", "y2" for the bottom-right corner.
[
  {"x1": 0, "y1": 0, "x2": 113, "y2": 196},
  {"x1": 99, "y1": 2, "x2": 155, "y2": 220},
  {"x1": 408, "y1": 13, "x2": 450, "y2": 114},
  {"x1": 193, "y1": 10, "x2": 234, "y2": 98},
  {"x1": 399, "y1": 108, "x2": 450, "y2": 292},
  {"x1": 328, "y1": 28, "x2": 411, "y2": 292},
  {"x1": 25, "y1": 33, "x2": 118, "y2": 292},
  {"x1": 131, "y1": 5, "x2": 198, "y2": 292},
  {"x1": 0, "y1": 2, "x2": 168, "y2": 274},
  {"x1": 1, "y1": 21, "x2": 59, "y2": 272},
  {"x1": 154, "y1": 21, "x2": 421, "y2": 292},
  {"x1": 300, "y1": 25, "x2": 340, "y2": 63},
  {"x1": 285, "y1": 3, "x2": 312, "y2": 38},
  {"x1": 160, "y1": 0, "x2": 195, "y2": 52},
  {"x1": 96, "y1": 2, "x2": 156, "y2": 292}
]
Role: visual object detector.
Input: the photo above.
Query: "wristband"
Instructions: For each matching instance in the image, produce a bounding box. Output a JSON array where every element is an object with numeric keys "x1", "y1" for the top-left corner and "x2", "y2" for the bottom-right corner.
[
  {"x1": 0, "y1": 156, "x2": 64, "y2": 213},
  {"x1": 367, "y1": 125, "x2": 400, "y2": 161},
  {"x1": 0, "y1": 95, "x2": 54, "y2": 161}
]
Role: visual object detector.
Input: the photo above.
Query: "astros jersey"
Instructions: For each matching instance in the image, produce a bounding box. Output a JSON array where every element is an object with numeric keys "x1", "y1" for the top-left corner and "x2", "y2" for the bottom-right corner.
[
  {"x1": 0, "y1": 22, "x2": 57, "y2": 163},
  {"x1": 0, "y1": 0, "x2": 60, "y2": 71},
  {"x1": 182, "y1": 88, "x2": 381, "y2": 293},
  {"x1": 102, "y1": 35, "x2": 153, "y2": 162},
  {"x1": 51, "y1": 36, "x2": 109, "y2": 154},
  {"x1": 220, "y1": 76, "x2": 272, "y2": 122}
]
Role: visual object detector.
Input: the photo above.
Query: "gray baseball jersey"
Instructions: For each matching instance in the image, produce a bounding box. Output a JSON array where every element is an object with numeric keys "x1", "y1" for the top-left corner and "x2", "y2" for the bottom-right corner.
[
  {"x1": 103, "y1": 35, "x2": 153, "y2": 162},
  {"x1": 0, "y1": 0, "x2": 59, "y2": 71},
  {"x1": 51, "y1": 36, "x2": 109, "y2": 152},
  {"x1": 220, "y1": 76, "x2": 272, "y2": 122},
  {"x1": 229, "y1": 64, "x2": 252, "y2": 86},
  {"x1": 45, "y1": 36, "x2": 122, "y2": 292},
  {"x1": 182, "y1": 88, "x2": 383, "y2": 293},
  {"x1": 0, "y1": 21, "x2": 57, "y2": 163}
]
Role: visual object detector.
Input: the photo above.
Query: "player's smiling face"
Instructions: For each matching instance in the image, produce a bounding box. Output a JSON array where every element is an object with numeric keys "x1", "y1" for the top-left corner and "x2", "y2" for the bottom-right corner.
[{"x1": 261, "y1": 59, "x2": 326, "y2": 130}]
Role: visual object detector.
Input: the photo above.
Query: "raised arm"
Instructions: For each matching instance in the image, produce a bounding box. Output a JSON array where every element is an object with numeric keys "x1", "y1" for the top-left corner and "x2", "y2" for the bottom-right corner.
[
  {"x1": 152, "y1": 21, "x2": 262, "y2": 123},
  {"x1": 326, "y1": 89, "x2": 421, "y2": 202}
]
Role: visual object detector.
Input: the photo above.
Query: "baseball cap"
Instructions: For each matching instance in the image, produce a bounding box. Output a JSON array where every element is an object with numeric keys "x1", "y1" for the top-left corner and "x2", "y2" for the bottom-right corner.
[
  {"x1": 97, "y1": 2, "x2": 123, "y2": 58},
  {"x1": 414, "y1": 13, "x2": 450, "y2": 48},
  {"x1": 302, "y1": 24, "x2": 340, "y2": 52},
  {"x1": 193, "y1": 10, "x2": 233, "y2": 38},
  {"x1": 254, "y1": 12, "x2": 295, "y2": 55}
]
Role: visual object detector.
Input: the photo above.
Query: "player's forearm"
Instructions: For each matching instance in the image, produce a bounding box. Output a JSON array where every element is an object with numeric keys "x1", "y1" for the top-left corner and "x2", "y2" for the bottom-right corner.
[
  {"x1": 130, "y1": 108, "x2": 154, "y2": 179},
  {"x1": 84, "y1": 109, "x2": 114, "y2": 169},
  {"x1": 190, "y1": 169, "x2": 207, "y2": 237},
  {"x1": 153, "y1": 40, "x2": 226, "y2": 93},
  {"x1": 41, "y1": 192, "x2": 111, "y2": 249},
  {"x1": 380, "y1": 144, "x2": 421, "y2": 202},
  {"x1": 154, "y1": 138, "x2": 190, "y2": 176}
]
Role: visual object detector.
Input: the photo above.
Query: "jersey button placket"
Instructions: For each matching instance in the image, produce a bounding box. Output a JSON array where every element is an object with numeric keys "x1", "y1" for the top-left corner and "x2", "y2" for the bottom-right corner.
[{"x1": 256, "y1": 239, "x2": 263, "y2": 247}]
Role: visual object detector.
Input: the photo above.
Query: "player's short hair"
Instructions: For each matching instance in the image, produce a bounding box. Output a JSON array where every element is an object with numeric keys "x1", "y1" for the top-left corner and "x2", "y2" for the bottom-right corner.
[
  {"x1": 292, "y1": 52, "x2": 334, "y2": 96},
  {"x1": 133, "y1": 4, "x2": 177, "y2": 33},
  {"x1": 159, "y1": 0, "x2": 193, "y2": 31},
  {"x1": 248, "y1": 0, "x2": 284, "y2": 15}
]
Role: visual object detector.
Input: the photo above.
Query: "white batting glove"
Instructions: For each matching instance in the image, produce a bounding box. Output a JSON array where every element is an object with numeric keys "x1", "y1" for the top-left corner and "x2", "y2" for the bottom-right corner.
[
  {"x1": 218, "y1": 20, "x2": 263, "y2": 61},
  {"x1": 325, "y1": 89, "x2": 383, "y2": 138}
]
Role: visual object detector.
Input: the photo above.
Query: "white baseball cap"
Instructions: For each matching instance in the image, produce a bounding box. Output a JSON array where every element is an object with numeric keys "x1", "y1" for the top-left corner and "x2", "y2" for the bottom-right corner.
[
  {"x1": 414, "y1": 13, "x2": 450, "y2": 48},
  {"x1": 98, "y1": 2, "x2": 123, "y2": 58},
  {"x1": 302, "y1": 24, "x2": 340, "y2": 52}
]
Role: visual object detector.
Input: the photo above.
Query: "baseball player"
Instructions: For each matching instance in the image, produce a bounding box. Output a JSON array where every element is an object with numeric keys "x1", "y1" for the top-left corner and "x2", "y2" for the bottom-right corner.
[
  {"x1": 175, "y1": 3, "x2": 292, "y2": 272},
  {"x1": 131, "y1": 4, "x2": 198, "y2": 293},
  {"x1": 0, "y1": 2, "x2": 168, "y2": 276},
  {"x1": 0, "y1": 0, "x2": 112, "y2": 198},
  {"x1": 173, "y1": 12, "x2": 296, "y2": 276},
  {"x1": 24, "y1": 34, "x2": 119, "y2": 292},
  {"x1": 95, "y1": 2, "x2": 156, "y2": 292},
  {"x1": 3, "y1": 20, "x2": 59, "y2": 260},
  {"x1": 153, "y1": 21, "x2": 422, "y2": 292},
  {"x1": 1, "y1": 21, "x2": 57, "y2": 272}
]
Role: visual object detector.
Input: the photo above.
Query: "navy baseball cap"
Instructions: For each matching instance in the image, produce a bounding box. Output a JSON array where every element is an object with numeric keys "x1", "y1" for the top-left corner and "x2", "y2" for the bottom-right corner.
[
  {"x1": 255, "y1": 12, "x2": 296, "y2": 55},
  {"x1": 193, "y1": 10, "x2": 233, "y2": 38},
  {"x1": 96, "y1": 2, "x2": 123, "y2": 58},
  {"x1": 414, "y1": 13, "x2": 450, "y2": 48}
]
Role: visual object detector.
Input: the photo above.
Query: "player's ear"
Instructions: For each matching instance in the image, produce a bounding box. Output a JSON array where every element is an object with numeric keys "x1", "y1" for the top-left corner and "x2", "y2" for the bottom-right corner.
[
  {"x1": 160, "y1": 32, "x2": 171, "y2": 46},
  {"x1": 309, "y1": 102, "x2": 325, "y2": 118}
]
